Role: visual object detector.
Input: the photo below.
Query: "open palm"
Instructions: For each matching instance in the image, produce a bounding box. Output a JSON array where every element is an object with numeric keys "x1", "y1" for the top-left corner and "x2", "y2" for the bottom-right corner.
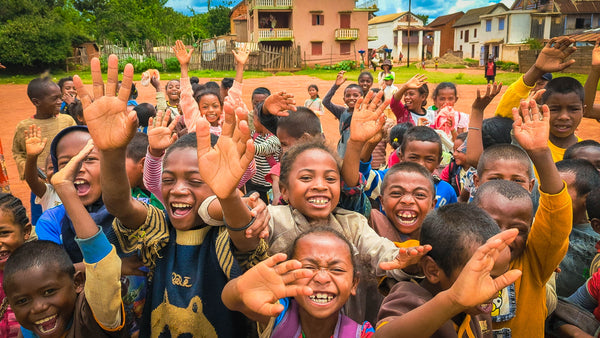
[
  {"x1": 513, "y1": 98, "x2": 550, "y2": 152},
  {"x1": 592, "y1": 38, "x2": 600, "y2": 67},
  {"x1": 24, "y1": 125, "x2": 47, "y2": 156},
  {"x1": 534, "y1": 37, "x2": 576, "y2": 73},
  {"x1": 350, "y1": 90, "x2": 388, "y2": 143},
  {"x1": 73, "y1": 55, "x2": 137, "y2": 150},
  {"x1": 148, "y1": 110, "x2": 178, "y2": 153}
]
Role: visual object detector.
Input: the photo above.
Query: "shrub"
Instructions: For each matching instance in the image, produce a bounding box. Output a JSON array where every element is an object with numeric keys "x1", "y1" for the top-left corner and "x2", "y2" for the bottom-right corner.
[
  {"x1": 164, "y1": 57, "x2": 180, "y2": 72},
  {"x1": 496, "y1": 60, "x2": 518, "y2": 71}
]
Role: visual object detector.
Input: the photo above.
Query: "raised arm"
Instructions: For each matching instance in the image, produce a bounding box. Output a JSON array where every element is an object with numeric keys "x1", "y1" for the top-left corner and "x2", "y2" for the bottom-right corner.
[
  {"x1": 393, "y1": 74, "x2": 427, "y2": 102},
  {"x1": 465, "y1": 83, "x2": 502, "y2": 168},
  {"x1": 584, "y1": 38, "x2": 600, "y2": 120},
  {"x1": 151, "y1": 75, "x2": 167, "y2": 113},
  {"x1": 233, "y1": 43, "x2": 250, "y2": 84},
  {"x1": 322, "y1": 71, "x2": 347, "y2": 119},
  {"x1": 23, "y1": 125, "x2": 48, "y2": 198},
  {"x1": 74, "y1": 54, "x2": 147, "y2": 229},
  {"x1": 143, "y1": 110, "x2": 178, "y2": 201},
  {"x1": 172, "y1": 40, "x2": 202, "y2": 133}
]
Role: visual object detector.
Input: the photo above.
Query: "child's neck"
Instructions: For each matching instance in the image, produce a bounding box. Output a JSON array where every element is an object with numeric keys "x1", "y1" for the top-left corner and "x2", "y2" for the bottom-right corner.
[
  {"x1": 310, "y1": 95, "x2": 318, "y2": 100},
  {"x1": 411, "y1": 107, "x2": 426, "y2": 116},
  {"x1": 298, "y1": 307, "x2": 338, "y2": 338},
  {"x1": 549, "y1": 133, "x2": 578, "y2": 149},
  {"x1": 168, "y1": 98, "x2": 179, "y2": 106},
  {"x1": 33, "y1": 111, "x2": 55, "y2": 119}
]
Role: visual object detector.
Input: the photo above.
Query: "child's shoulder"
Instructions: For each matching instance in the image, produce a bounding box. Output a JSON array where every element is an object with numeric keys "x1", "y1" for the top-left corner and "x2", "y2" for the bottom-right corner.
[{"x1": 380, "y1": 281, "x2": 432, "y2": 318}]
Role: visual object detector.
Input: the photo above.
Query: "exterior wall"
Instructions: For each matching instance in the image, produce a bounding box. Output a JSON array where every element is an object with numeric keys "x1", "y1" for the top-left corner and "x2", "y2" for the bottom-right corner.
[
  {"x1": 230, "y1": 1, "x2": 248, "y2": 35},
  {"x1": 454, "y1": 24, "x2": 480, "y2": 58},
  {"x1": 507, "y1": 13, "x2": 531, "y2": 43},
  {"x1": 368, "y1": 21, "x2": 395, "y2": 50},
  {"x1": 437, "y1": 24, "x2": 457, "y2": 56},
  {"x1": 502, "y1": 43, "x2": 528, "y2": 63}
]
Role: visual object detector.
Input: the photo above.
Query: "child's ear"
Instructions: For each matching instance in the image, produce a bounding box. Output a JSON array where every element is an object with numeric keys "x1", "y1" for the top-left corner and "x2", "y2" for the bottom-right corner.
[
  {"x1": 31, "y1": 97, "x2": 41, "y2": 107},
  {"x1": 73, "y1": 271, "x2": 85, "y2": 294},
  {"x1": 22, "y1": 223, "x2": 32, "y2": 241},
  {"x1": 430, "y1": 198, "x2": 437, "y2": 210},
  {"x1": 473, "y1": 173, "x2": 480, "y2": 188},
  {"x1": 528, "y1": 178, "x2": 535, "y2": 193},
  {"x1": 351, "y1": 275, "x2": 359, "y2": 296},
  {"x1": 591, "y1": 218, "x2": 600, "y2": 234},
  {"x1": 280, "y1": 185, "x2": 289, "y2": 203},
  {"x1": 138, "y1": 157, "x2": 146, "y2": 167},
  {"x1": 421, "y1": 256, "x2": 442, "y2": 284}
]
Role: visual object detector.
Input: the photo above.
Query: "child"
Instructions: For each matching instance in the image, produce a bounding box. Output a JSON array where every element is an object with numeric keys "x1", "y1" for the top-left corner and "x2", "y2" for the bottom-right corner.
[
  {"x1": 322, "y1": 70, "x2": 363, "y2": 157},
  {"x1": 23, "y1": 125, "x2": 61, "y2": 211},
  {"x1": 474, "y1": 144, "x2": 535, "y2": 193},
  {"x1": 75, "y1": 53, "x2": 269, "y2": 336},
  {"x1": 440, "y1": 132, "x2": 473, "y2": 200},
  {"x1": 252, "y1": 87, "x2": 271, "y2": 112},
  {"x1": 134, "y1": 103, "x2": 156, "y2": 134},
  {"x1": 485, "y1": 57, "x2": 496, "y2": 84},
  {"x1": 428, "y1": 82, "x2": 470, "y2": 134},
  {"x1": 12, "y1": 76, "x2": 76, "y2": 224},
  {"x1": 564, "y1": 140, "x2": 600, "y2": 171},
  {"x1": 377, "y1": 59, "x2": 395, "y2": 86},
  {"x1": 556, "y1": 159, "x2": 600, "y2": 297},
  {"x1": 196, "y1": 90, "x2": 223, "y2": 136},
  {"x1": 304, "y1": 84, "x2": 324, "y2": 116},
  {"x1": 223, "y1": 227, "x2": 375, "y2": 337},
  {"x1": 358, "y1": 71, "x2": 374, "y2": 96},
  {"x1": 389, "y1": 74, "x2": 432, "y2": 125},
  {"x1": 157, "y1": 79, "x2": 181, "y2": 123},
  {"x1": 386, "y1": 122, "x2": 412, "y2": 168},
  {"x1": 246, "y1": 112, "x2": 281, "y2": 204},
  {"x1": 0, "y1": 193, "x2": 32, "y2": 338},
  {"x1": 57, "y1": 76, "x2": 76, "y2": 115},
  {"x1": 382, "y1": 74, "x2": 398, "y2": 100},
  {"x1": 126, "y1": 132, "x2": 163, "y2": 209},
  {"x1": 376, "y1": 203, "x2": 517, "y2": 337}
]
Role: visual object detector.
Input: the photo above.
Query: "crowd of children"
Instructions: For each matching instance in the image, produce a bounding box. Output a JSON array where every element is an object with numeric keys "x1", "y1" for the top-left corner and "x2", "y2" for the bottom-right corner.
[{"x1": 1, "y1": 36, "x2": 599, "y2": 337}]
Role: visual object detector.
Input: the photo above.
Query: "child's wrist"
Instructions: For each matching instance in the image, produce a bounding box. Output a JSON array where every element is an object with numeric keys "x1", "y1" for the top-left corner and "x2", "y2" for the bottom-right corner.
[{"x1": 148, "y1": 147, "x2": 165, "y2": 158}]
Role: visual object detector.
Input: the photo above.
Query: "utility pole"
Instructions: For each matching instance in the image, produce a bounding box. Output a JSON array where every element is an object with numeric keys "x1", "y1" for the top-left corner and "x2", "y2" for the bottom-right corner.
[{"x1": 406, "y1": 0, "x2": 411, "y2": 68}]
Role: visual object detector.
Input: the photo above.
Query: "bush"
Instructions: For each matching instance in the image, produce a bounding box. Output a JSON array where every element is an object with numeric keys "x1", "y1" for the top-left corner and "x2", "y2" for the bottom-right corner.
[
  {"x1": 496, "y1": 60, "x2": 518, "y2": 71},
  {"x1": 139, "y1": 57, "x2": 163, "y2": 72},
  {"x1": 314, "y1": 60, "x2": 356, "y2": 71},
  {"x1": 165, "y1": 57, "x2": 180, "y2": 72},
  {"x1": 463, "y1": 58, "x2": 479, "y2": 67}
]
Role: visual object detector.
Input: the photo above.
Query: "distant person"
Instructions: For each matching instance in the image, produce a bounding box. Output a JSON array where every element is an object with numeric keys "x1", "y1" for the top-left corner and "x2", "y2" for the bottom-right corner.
[{"x1": 485, "y1": 57, "x2": 497, "y2": 84}]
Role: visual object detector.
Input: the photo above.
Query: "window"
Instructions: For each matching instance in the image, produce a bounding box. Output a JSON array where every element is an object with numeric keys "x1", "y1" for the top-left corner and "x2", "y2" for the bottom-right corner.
[
  {"x1": 460, "y1": 45, "x2": 463, "y2": 51},
  {"x1": 311, "y1": 42, "x2": 322, "y2": 55},
  {"x1": 474, "y1": 28, "x2": 477, "y2": 37},
  {"x1": 575, "y1": 18, "x2": 585, "y2": 29},
  {"x1": 486, "y1": 19, "x2": 492, "y2": 31},
  {"x1": 340, "y1": 13, "x2": 351, "y2": 28},
  {"x1": 312, "y1": 14, "x2": 324, "y2": 25},
  {"x1": 499, "y1": 17, "x2": 505, "y2": 30},
  {"x1": 464, "y1": 30, "x2": 469, "y2": 43},
  {"x1": 471, "y1": 44, "x2": 475, "y2": 58},
  {"x1": 460, "y1": 30, "x2": 463, "y2": 39},
  {"x1": 340, "y1": 42, "x2": 351, "y2": 55}
]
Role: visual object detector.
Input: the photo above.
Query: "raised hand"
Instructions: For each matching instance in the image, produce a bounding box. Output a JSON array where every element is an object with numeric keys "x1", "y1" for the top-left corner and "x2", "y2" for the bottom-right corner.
[
  {"x1": 534, "y1": 37, "x2": 576, "y2": 73},
  {"x1": 233, "y1": 43, "x2": 250, "y2": 66},
  {"x1": 233, "y1": 253, "x2": 313, "y2": 317},
  {"x1": 404, "y1": 74, "x2": 427, "y2": 89},
  {"x1": 263, "y1": 91, "x2": 296, "y2": 117},
  {"x1": 196, "y1": 99, "x2": 255, "y2": 199},
  {"x1": 51, "y1": 139, "x2": 94, "y2": 189},
  {"x1": 148, "y1": 110, "x2": 178, "y2": 157},
  {"x1": 73, "y1": 54, "x2": 137, "y2": 151},
  {"x1": 379, "y1": 244, "x2": 433, "y2": 271},
  {"x1": 335, "y1": 70, "x2": 347, "y2": 86},
  {"x1": 446, "y1": 229, "x2": 521, "y2": 309},
  {"x1": 349, "y1": 90, "x2": 388, "y2": 143},
  {"x1": 592, "y1": 38, "x2": 600, "y2": 69},
  {"x1": 63, "y1": 93, "x2": 75, "y2": 105},
  {"x1": 512, "y1": 98, "x2": 550, "y2": 153},
  {"x1": 173, "y1": 40, "x2": 193, "y2": 67},
  {"x1": 24, "y1": 125, "x2": 47, "y2": 156},
  {"x1": 243, "y1": 192, "x2": 271, "y2": 239},
  {"x1": 472, "y1": 82, "x2": 503, "y2": 112}
]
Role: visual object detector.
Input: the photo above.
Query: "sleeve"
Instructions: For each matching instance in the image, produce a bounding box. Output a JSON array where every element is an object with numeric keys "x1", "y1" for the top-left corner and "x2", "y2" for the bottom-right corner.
[
  {"x1": 256, "y1": 102, "x2": 279, "y2": 135},
  {"x1": 435, "y1": 181, "x2": 457, "y2": 208},
  {"x1": 566, "y1": 276, "x2": 598, "y2": 312},
  {"x1": 457, "y1": 112, "x2": 470, "y2": 129},
  {"x1": 76, "y1": 228, "x2": 124, "y2": 331},
  {"x1": 526, "y1": 184, "x2": 572, "y2": 286},
  {"x1": 494, "y1": 75, "x2": 533, "y2": 119},
  {"x1": 112, "y1": 203, "x2": 170, "y2": 271},
  {"x1": 143, "y1": 147, "x2": 164, "y2": 203},
  {"x1": 11, "y1": 122, "x2": 27, "y2": 180},
  {"x1": 440, "y1": 164, "x2": 451, "y2": 182},
  {"x1": 359, "y1": 159, "x2": 386, "y2": 200},
  {"x1": 35, "y1": 206, "x2": 66, "y2": 244},
  {"x1": 338, "y1": 174, "x2": 370, "y2": 217},
  {"x1": 254, "y1": 135, "x2": 281, "y2": 157},
  {"x1": 322, "y1": 84, "x2": 344, "y2": 119},
  {"x1": 377, "y1": 283, "x2": 425, "y2": 328},
  {"x1": 179, "y1": 75, "x2": 202, "y2": 133},
  {"x1": 155, "y1": 91, "x2": 167, "y2": 113},
  {"x1": 238, "y1": 160, "x2": 256, "y2": 189},
  {"x1": 390, "y1": 96, "x2": 412, "y2": 124},
  {"x1": 318, "y1": 99, "x2": 324, "y2": 113}
]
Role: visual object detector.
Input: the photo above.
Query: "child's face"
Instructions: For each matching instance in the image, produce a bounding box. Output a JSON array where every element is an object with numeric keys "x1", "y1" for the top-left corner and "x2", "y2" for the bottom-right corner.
[
  {"x1": 571, "y1": 147, "x2": 600, "y2": 171},
  {"x1": 475, "y1": 159, "x2": 534, "y2": 192},
  {"x1": 293, "y1": 233, "x2": 357, "y2": 320},
  {"x1": 434, "y1": 87, "x2": 457, "y2": 108},
  {"x1": 166, "y1": 80, "x2": 181, "y2": 101},
  {"x1": 281, "y1": 149, "x2": 340, "y2": 221},
  {"x1": 125, "y1": 157, "x2": 144, "y2": 189},
  {"x1": 276, "y1": 128, "x2": 300, "y2": 154},
  {"x1": 308, "y1": 87, "x2": 318, "y2": 98},
  {"x1": 199, "y1": 94, "x2": 222, "y2": 125},
  {"x1": 343, "y1": 88, "x2": 362, "y2": 110},
  {"x1": 381, "y1": 171, "x2": 436, "y2": 239},
  {"x1": 60, "y1": 81, "x2": 76, "y2": 98},
  {"x1": 545, "y1": 92, "x2": 583, "y2": 139},
  {"x1": 401, "y1": 141, "x2": 441, "y2": 173},
  {"x1": 453, "y1": 139, "x2": 467, "y2": 166},
  {"x1": 0, "y1": 210, "x2": 31, "y2": 270},
  {"x1": 252, "y1": 94, "x2": 268, "y2": 111},
  {"x1": 358, "y1": 75, "x2": 373, "y2": 94},
  {"x1": 56, "y1": 132, "x2": 102, "y2": 206},
  {"x1": 384, "y1": 79, "x2": 394, "y2": 87},
  {"x1": 559, "y1": 171, "x2": 585, "y2": 221},
  {"x1": 403, "y1": 89, "x2": 425, "y2": 112},
  {"x1": 162, "y1": 148, "x2": 213, "y2": 230},
  {"x1": 36, "y1": 84, "x2": 62, "y2": 116},
  {"x1": 6, "y1": 265, "x2": 82, "y2": 338},
  {"x1": 44, "y1": 155, "x2": 54, "y2": 183},
  {"x1": 477, "y1": 195, "x2": 533, "y2": 261}
]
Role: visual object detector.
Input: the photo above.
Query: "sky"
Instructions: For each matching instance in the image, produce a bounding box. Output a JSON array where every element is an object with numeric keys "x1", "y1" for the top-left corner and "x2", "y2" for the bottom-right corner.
[{"x1": 165, "y1": 0, "x2": 516, "y2": 20}]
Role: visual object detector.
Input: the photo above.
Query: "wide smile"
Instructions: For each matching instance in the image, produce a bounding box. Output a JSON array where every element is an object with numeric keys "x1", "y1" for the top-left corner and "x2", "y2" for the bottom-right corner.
[
  {"x1": 0, "y1": 250, "x2": 10, "y2": 263},
  {"x1": 308, "y1": 292, "x2": 336, "y2": 306},
  {"x1": 35, "y1": 314, "x2": 59, "y2": 335},
  {"x1": 170, "y1": 202, "x2": 194, "y2": 218},
  {"x1": 395, "y1": 210, "x2": 419, "y2": 227},
  {"x1": 307, "y1": 197, "x2": 331, "y2": 209},
  {"x1": 553, "y1": 124, "x2": 572, "y2": 133},
  {"x1": 74, "y1": 178, "x2": 91, "y2": 197}
]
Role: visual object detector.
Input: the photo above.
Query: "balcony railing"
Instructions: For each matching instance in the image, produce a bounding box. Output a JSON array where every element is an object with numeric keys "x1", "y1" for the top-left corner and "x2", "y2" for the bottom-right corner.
[
  {"x1": 356, "y1": 0, "x2": 378, "y2": 9},
  {"x1": 401, "y1": 36, "x2": 420, "y2": 44},
  {"x1": 252, "y1": 0, "x2": 293, "y2": 9},
  {"x1": 335, "y1": 28, "x2": 359, "y2": 40},
  {"x1": 258, "y1": 28, "x2": 294, "y2": 41}
]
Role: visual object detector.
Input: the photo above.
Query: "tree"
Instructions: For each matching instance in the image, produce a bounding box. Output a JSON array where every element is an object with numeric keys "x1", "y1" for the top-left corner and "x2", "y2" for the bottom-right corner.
[
  {"x1": 414, "y1": 13, "x2": 429, "y2": 25},
  {"x1": 203, "y1": 6, "x2": 232, "y2": 38}
]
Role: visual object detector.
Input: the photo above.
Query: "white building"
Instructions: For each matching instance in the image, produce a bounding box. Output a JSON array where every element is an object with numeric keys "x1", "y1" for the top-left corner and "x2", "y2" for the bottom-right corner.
[{"x1": 368, "y1": 12, "x2": 425, "y2": 62}]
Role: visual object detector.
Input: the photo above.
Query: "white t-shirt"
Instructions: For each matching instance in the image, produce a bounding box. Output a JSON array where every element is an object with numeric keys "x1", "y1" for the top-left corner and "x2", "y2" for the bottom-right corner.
[{"x1": 35, "y1": 183, "x2": 62, "y2": 211}]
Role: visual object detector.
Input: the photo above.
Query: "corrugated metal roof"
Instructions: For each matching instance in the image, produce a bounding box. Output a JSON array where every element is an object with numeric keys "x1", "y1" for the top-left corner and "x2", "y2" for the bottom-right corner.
[
  {"x1": 554, "y1": 0, "x2": 600, "y2": 13},
  {"x1": 563, "y1": 27, "x2": 600, "y2": 42},
  {"x1": 453, "y1": 3, "x2": 508, "y2": 27}
]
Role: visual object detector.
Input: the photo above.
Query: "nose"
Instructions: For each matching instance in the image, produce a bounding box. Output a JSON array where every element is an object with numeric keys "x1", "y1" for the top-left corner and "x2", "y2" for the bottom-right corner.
[
  {"x1": 399, "y1": 193, "x2": 415, "y2": 205},
  {"x1": 312, "y1": 268, "x2": 332, "y2": 284},
  {"x1": 311, "y1": 177, "x2": 327, "y2": 191},
  {"x1": 31, "y1": 297, "x2": 49, "y2": 314},
  {"x1": 171, "y1": 180, "x2": 188, "y2": 195}
]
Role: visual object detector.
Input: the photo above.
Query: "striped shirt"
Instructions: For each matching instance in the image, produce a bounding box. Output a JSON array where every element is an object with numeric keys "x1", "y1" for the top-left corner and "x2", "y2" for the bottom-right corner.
[{"x1": 250, "y1": 132, "x2": 281, "y2": 187}]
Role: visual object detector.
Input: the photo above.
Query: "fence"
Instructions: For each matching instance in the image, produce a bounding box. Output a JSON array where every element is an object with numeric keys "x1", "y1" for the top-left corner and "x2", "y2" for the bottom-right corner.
[{"x1": 518, "y1": 46, "x2": 593, "y2": 74}]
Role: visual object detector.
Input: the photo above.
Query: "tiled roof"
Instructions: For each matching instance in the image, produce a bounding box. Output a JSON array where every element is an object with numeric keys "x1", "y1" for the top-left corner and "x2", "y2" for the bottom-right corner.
[
  {"x1": 553, "y1": 0, "x2": 600, "y2": 13},
  {"x1": 427, "y1": 12, "x2": 464, "y2": 27},
  {"x1": 564, "y1": 27, "x2": 600, "y2": 42},
  {"x1": 453, "y1": 3, "x2": 508, "y2": 27},
  {"x1": 368, "y1": 12, "x2": 407, "y2": 24}
]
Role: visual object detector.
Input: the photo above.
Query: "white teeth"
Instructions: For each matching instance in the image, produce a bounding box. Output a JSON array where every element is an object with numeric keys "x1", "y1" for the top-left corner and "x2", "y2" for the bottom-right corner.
[
  {"x1": 396, "y1": 211, "x2": 417, "y2": 225},
  {"x1": 309, "y1": 293, "x2": 335, "y2": 303},
  {"x1": 35, "y1": 315, "x2": 56, "y2": 325},
  {"x1": 308, "y1": 198, "x2": 329, "y2": 205},
  {"x1": 171, "y1": 203, "x2": 192, "y2": 208},
  {"x1": 74, "y1": 180, "x2": 85, "y2": 185}
]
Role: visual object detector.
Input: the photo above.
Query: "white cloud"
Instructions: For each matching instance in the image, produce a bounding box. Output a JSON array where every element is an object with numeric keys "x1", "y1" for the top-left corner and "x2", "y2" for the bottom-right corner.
[{"x1": 375, "y1": 0, "x2": 508, "y2": 19}]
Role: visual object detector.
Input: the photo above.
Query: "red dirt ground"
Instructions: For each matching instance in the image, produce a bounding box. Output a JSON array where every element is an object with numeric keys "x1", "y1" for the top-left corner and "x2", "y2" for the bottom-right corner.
[{"x1": 1, "y1": 74, "x2": 599, "y2": 213}]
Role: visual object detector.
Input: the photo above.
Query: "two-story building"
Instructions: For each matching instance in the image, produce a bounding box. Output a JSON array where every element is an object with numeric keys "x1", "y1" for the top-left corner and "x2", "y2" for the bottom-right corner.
[
  {"x1": 425, "y1": 12, "x2": 464, "y2": 58},
  {"x1": 368, "y1": 12, "x2": 407, "y2": 56},
  {"x1": 245, "y1": 0, "x2": 376, "y2": 65},
  {"x1": 453, "y1": 3, "x2": 508, "y2": 63}
]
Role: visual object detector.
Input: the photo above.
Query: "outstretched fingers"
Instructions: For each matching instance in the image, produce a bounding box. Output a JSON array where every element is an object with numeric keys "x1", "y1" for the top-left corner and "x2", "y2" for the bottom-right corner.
[
  {"x1": 118, "y1": 63, "x2": 135, "y2": 103},
  {"x1": 105, "y1": 55, "x2": 119, "y2": 97}
]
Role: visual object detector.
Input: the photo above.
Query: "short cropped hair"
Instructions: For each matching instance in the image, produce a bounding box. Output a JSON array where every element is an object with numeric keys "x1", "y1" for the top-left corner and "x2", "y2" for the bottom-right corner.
[
  {"x1": 4, "y1": 241, "x2": 75, "y2": 291},
  {"x1": 126, "y1": 132, "x2": 149, "y2": 162},
  {"x1": 133, "y1": 102, "x2": 156, "y2": 128},
  {"x1": 277, "y1": 106, "x2": 322, "y2": 138},
  {"x1": 587, "y1": 187, "x2": 600, "y2": 220},
  {"x1": 221, "y1": 77, "x2": 234, "y2": 90},
  {"x1": 400, "y1": 126, "x2": 443, "y2": 159},
  {"x1": 420, "y1": 203, "x2": 500, "y2": 277},
  {"x1": 481, "y1": 116, "x2": 513, "y2": 149},
  {"x1": 541, "y1": 77, "x2": 584, "y2": 105},
  {"x1": 477, "y1": 144, "x2": 532, "y2": 178},
  {"x1": 472, "y1": 180, "x2": 533, "y2": 208},
  {"x1": 344, "y1": 84, "x2": 363, "y2": 96},
  {"x1": 57, "y1": 76, "x2": 73, "y2": 91},
  {"x1": 564, "y1": 140, "x2": 600, "y2": 160},
  {"x1": 280, "y1": 140, "x2": 339, "y2": 187},
  {"x1": 27, "y1": 76, "x2": 57, "y2": 101},
  {"x1": 382, "y1": 162, "x2": 435, "y2": 195},
  {"x1": 163, "y1": 132, "x2": 218, "y2": 165},
  {"x1": 556, "y1": 159, "x2": 600, "y2": 196},
  {"x1": 252, "y1": 87, "x2": 271, "y2": 97}
]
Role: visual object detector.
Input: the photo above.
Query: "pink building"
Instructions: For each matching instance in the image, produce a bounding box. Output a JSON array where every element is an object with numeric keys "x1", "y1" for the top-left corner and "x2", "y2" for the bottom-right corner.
[{"x1": 245, "y1": 0, "x2": 376, "y2": 65}]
